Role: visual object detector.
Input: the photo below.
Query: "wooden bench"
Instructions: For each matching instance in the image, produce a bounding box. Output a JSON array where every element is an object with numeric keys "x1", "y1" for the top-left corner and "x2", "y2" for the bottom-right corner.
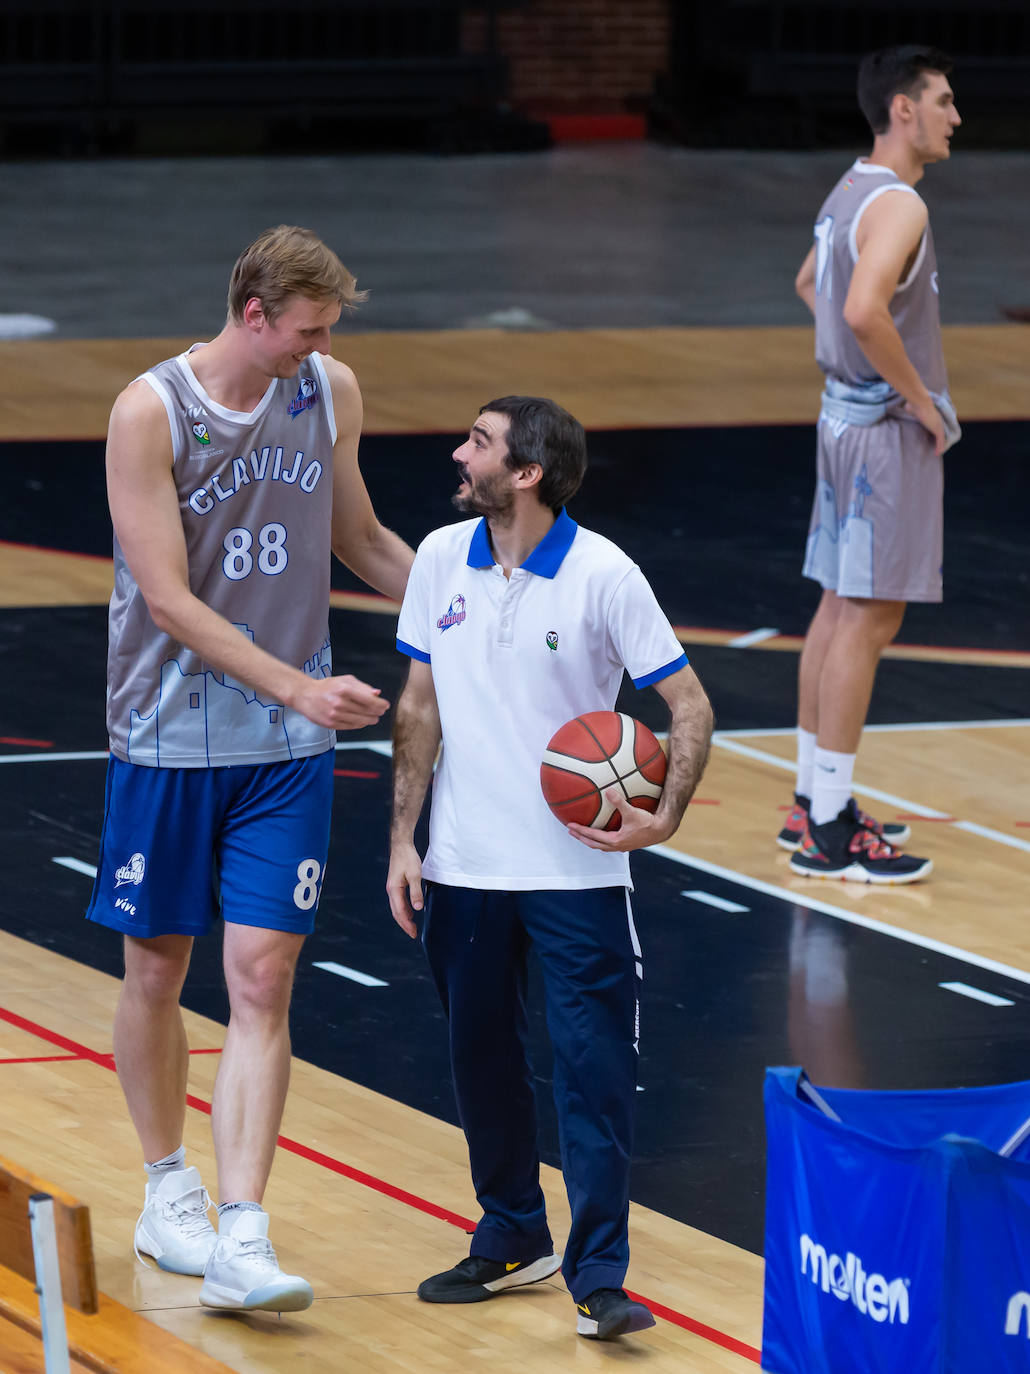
[{"x1": 0, "y1": 1156, "x2": 234, "y2": 1373}]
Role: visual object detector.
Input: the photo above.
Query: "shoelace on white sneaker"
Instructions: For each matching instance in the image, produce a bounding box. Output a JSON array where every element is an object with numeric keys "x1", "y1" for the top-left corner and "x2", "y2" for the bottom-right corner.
[
  {"x1": 133, "y1": 1183, "x2": 213, "y2": 1268},
  {"x1": 221, "y1": 1236, "x2": 279, "y2": 1272}
]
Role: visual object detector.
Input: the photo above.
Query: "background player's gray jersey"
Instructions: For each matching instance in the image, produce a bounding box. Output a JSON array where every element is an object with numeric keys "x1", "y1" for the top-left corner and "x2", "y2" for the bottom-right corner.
[
  {"x1": 812, "y1": 159, "x2": 948, "y2": 395},
  {"x1": 107, "y1": 346, "x2": 337, "y2": 767}
]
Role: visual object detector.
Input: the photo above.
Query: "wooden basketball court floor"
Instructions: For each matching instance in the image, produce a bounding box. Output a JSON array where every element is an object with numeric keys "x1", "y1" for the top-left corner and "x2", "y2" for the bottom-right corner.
[{"x1": 1, "y1": 323, "x2": 1028, "y2": 1371}]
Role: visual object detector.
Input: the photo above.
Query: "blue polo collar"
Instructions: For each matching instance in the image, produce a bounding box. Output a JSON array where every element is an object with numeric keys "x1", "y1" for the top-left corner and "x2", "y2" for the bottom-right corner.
[{"x1": 466, "y1": 508, "x2": 578, "y2": 579}]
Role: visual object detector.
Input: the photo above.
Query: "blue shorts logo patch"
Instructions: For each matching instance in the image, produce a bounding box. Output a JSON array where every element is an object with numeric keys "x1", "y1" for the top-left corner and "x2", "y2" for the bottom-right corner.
[{"x1": 115, "y1": 852, "x2": 146, "y2": 887}]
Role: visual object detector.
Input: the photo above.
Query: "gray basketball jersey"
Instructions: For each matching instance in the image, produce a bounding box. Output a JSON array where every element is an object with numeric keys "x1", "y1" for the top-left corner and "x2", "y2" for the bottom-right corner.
[
  {"x1": 812, "y1": 160, "x2": 948, "y2": 395},
  {"x1": 107, "y1": 346, "x2": 337, "y2": 767}
]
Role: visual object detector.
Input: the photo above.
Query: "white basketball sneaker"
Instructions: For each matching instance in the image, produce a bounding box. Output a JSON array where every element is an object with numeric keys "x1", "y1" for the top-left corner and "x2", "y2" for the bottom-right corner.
[
  {"x1": 134, "y1": 1166, "x2": 217, "y2": 1276},
  {"x1": 199, "y1": 1209, "x2": 313, "y2": 1312}
]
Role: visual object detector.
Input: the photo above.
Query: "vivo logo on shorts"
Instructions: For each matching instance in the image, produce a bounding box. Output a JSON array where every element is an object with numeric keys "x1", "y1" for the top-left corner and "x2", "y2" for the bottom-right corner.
[
  {"x1": 1006, "y1": 1291, "x2": 1030, "y2": 1338},
  {"x1": 799, "y1": 1234, "x2": 910, "y2": 1325}
]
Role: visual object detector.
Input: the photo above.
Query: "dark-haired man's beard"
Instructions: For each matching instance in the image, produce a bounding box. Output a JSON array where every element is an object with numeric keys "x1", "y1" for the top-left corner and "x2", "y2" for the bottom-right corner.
[{"x1": 452, "y1": 468, "x2": 516, "y2": 522}]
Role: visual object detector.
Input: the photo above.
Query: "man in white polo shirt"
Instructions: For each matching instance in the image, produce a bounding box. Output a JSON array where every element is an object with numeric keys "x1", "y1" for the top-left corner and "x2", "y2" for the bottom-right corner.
[{"x1": 387, "y1": 396, "x2": 713, "y2": 1342}]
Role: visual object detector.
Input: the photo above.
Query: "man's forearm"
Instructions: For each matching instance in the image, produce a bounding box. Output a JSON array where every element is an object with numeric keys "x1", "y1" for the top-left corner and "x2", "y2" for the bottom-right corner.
[
  {"x1": 390, "y1": 690, "x2": 441, "y2": 842},
  {"x1": 654, "y1": 693, "x2": 714, "y2": 838},
  {"x1": 849, "y1": 309, "x2": 933, "y2": 411},
  {"x1": 335, "y1": 525, "x2": 414, "y2": 603},
  {"x1": 149, "y1": 584, "x2": 311, "y2": 708}
]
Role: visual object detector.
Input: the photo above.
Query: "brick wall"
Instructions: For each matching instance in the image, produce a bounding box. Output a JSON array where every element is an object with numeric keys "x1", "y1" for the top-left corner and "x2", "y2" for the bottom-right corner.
[{"x1": 463, "y1": 1, "x2": 672, "y2": 116}]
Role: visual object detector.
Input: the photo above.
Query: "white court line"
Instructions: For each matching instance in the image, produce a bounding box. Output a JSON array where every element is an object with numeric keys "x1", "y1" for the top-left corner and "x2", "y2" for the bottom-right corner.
[
  {"x1": 711, "y1": 734, "x2": 1030, "y2": 853},
  {"x1": 952, "y1": 821, "x2": 1030, "y2": 854},
  {"x1": 727, "y1": 627, "x2": 780, "y2": 648},
  {"x1": 313, "y1": 961, "x2": 388, "y2": 988},
  {"x1": 53, "y1": 856, "x2": 97, "y2": 878},
  {"x1": 714, "y1": 719, "x2": 1030, "y2": 739},
  {"x1": 712, "y1": 735, "x2": 952, "y2": 817},
  {"x1": 0, "y1": 750, "x2": 110, "y2": 765},
  {"x1": 649, "y1": 842, "x2": 1030, "y2": 988},
  {"x1": 0, "y1": 745, "x2": 390, "y2": 765},
  {"x1": 681, "y1": 889, "x2": 750, "y2": 913},
  {"x1": 939, "y1": 982, "x2": 1015, "y2": 1008}
]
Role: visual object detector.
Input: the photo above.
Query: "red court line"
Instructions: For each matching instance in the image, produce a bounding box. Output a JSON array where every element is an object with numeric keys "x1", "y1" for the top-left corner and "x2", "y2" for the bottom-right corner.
[
  {"x1": 628, "y1": 1290, "x2": 761, "y2": 1361},
  {"x1": 0, "y1": 1053, "x2": 83, "y2": 1065},
  {"x1": 333, "y1": 769, "x2": 381, "y2": 779},
  {"x1": 0, "y1": 736, "x2": 54, "y2": 747},
  {"x1": 0, "y1": 1047, "x2": 220, "y2": 1066},
  {"x1": 0, "y1": 1002, "x2": 761, "y2": 1365}
]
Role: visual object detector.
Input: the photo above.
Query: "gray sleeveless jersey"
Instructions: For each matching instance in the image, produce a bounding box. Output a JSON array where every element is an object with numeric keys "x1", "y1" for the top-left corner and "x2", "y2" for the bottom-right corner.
[
  {"x1": 107, "y1": 346, "x2": 337, "y2": 767},
  {"x1": 812, "y1": 159, "x2": 948, "y2": 395}
]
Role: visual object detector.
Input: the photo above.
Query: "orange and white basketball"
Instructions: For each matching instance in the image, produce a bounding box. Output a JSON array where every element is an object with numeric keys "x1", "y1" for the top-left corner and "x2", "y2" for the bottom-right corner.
[{"x1": 540, "y1": 710, "x2": 666, "y2": 831}]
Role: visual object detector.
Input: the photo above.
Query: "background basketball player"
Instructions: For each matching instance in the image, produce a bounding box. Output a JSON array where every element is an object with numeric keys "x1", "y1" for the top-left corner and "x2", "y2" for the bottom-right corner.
[{"x1": 782, "y1": 46, "x2": 961, "y2": 884}]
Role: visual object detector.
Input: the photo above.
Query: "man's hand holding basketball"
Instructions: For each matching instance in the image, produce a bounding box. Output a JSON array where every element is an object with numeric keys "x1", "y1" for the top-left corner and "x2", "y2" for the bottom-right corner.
[
  {"x1": 567, "y1": 788, "x2": 673, "y2": 853},
  {"x1": 292, "y1": 674, "x2": 390, "y2": 730},
  {"x1": 386, "y1": 842, "x2": 425, "y2": 938}
]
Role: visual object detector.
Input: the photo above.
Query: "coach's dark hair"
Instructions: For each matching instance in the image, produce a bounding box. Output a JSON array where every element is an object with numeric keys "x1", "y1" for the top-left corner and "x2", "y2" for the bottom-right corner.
[
  {"x1": 480, "y1": 396, "x2": 588, "y2": 513},
  {"x1": 858, "y1": 46, "x2": 953, "y2": 136}
]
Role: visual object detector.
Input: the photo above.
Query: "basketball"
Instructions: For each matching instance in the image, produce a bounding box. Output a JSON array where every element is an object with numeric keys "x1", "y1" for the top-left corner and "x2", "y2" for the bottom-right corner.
[{"x1": 540, "y1": 711, "x2": 667, "y2": 831}]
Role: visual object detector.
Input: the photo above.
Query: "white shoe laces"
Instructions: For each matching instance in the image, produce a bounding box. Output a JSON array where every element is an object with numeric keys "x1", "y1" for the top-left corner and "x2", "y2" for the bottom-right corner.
[
  {"x1": 224, "y1": 1235, "x2": 279, "y2": 1273},
  {"x1": 133, "y1": 1183, "x2": 213, "y2": 1268}
]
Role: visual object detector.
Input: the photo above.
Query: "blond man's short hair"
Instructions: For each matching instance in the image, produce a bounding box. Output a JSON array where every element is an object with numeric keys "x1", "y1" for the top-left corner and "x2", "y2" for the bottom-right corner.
[{"x1": 227, "y1": 225, "x2": 367, "y2": 324}]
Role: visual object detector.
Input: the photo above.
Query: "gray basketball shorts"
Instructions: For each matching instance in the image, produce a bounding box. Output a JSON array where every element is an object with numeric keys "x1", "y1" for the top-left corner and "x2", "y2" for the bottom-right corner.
[{"x1": 802, "y1": 412, "x2": 943, "y2": 602}]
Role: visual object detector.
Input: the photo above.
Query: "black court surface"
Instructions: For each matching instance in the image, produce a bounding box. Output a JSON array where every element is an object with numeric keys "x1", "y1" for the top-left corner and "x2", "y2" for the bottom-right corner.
[{"x1": 1, "y1": 419, "x2": 1028, "y2": 1258}]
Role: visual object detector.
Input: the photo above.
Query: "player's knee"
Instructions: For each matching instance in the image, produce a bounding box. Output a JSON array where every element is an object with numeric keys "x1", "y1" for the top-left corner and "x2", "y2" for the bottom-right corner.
[{"x1": 225, "y1": 951, "x2": 297, "y2": 1021}]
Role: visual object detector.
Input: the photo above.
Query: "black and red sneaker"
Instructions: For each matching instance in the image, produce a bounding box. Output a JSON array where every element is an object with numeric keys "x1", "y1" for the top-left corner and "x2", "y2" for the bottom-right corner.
[
  {"x1": 777, "y1": 793, "x2": 911, "y2": 852},
  {"x1": 789, "y1": 800, "x2": 931, "y2": 884}
]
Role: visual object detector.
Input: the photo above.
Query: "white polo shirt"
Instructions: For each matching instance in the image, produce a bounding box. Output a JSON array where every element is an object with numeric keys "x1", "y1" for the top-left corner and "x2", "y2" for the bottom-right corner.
[{"x1": 396, "y1": 510, "x2": 688, "y2": 891}]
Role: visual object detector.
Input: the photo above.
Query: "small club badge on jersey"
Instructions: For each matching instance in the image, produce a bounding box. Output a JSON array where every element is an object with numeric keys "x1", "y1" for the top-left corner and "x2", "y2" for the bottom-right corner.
[
  {"x1": 288, "y1": 376, "x2": 318, "y2": 419},
  {"x1": 437, "y1": 595, "x2": 467, "y2": 632}
]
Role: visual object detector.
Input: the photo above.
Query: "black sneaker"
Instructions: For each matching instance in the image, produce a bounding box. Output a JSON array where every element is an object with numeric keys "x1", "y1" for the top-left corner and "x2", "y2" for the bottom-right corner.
[
  {"x1": 576, "y1": 1287, "x2": 656, "y2": 1340},
  {"x1": 789, "y1": 800, "x2": 932, "y2": 884},
  {"x1": 417, "y1": 1252, "x2": 561, "y2": 1304},
  {"x1": 777, "y1": 793, "x2": 911, "y2": 852}
]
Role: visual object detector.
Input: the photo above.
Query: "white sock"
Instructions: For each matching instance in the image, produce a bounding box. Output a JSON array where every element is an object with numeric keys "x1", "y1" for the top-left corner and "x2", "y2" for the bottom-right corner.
[
  {"x1": 144, "y1": 1145, "x2": 186, "y2": 1179},
  {"x1": 217, "y1": 1201, "x2": 264, "y2": 1233},
  {"x1": 796, "y1": 727, "x2": 817, "y2": 800},
  {"x1": 810, "y1": 748, "x2": 855, "y2": 825}
]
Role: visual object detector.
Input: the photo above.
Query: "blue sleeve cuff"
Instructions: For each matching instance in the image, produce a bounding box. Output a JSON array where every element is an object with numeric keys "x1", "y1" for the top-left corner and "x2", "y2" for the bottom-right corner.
[
  {"x1": 396, "y1": 637, "x2": 431, "y2": 664},
  {"x1": 632, "y1": 652, "x2": 688, "y2": 689}
]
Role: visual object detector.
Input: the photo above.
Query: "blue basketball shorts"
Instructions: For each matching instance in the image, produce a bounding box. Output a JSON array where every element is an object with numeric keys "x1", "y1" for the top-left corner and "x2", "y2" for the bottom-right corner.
[{"x1": 85, "y1": 751, "x2": 335, "y2": 939}]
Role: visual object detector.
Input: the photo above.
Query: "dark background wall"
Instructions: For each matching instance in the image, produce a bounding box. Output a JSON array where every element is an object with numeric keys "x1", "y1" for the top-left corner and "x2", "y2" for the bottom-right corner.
[{"x1": 2, "y1": 0, "x2": 1028, "y2": 158}]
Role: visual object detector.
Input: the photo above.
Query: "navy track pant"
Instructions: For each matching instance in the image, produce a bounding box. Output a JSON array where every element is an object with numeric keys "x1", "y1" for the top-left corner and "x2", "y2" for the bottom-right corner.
[{"x1": 422, "y1": 882, "x2": 641, "y2": 1303}]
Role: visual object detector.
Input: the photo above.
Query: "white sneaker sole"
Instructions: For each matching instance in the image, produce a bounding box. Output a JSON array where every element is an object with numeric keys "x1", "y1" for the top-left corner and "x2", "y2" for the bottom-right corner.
[
  {"x1": 483, "y1": 1253, "x2": 562, "y2": 1293},
  {"x1": 789, "y1": 857, "x2": 933, "y2": 885},
  {"x1": 199, "y1": 1277, "x2": 314, "y2": 1312}
]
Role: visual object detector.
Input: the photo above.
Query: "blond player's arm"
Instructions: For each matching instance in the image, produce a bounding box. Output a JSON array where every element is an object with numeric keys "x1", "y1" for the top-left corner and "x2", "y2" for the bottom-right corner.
[
  {"x1": 106, "y1": 379, "x2": 388, "y2": 730},
  {"x1": 795, "y1": 244, "x2": 817, "y2": 316},
  {"x1": 566, "y1": 663, "x2": 713, "y2": 853},
  {"x1": 324, "y1": 355, "x2": 414, "y2": 601},
  {"x1": 843, "y1": 191, "x2": 946, "y2": 454},
  {"x1": 386, "y1": 659, "x2": 441, "y2": 936}
]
